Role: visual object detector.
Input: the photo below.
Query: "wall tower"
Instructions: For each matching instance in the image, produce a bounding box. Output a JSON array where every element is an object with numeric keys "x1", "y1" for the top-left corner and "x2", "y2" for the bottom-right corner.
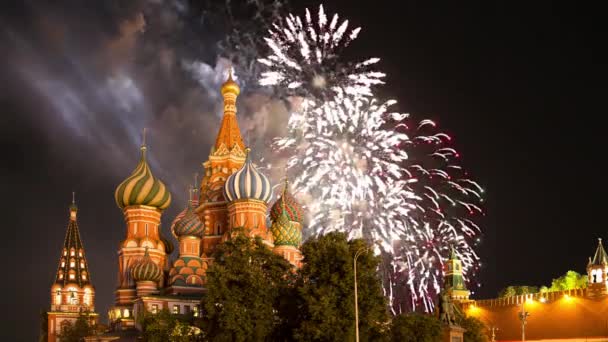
[
  {"x1": 587, "y1": 238, "x2": 608, "y2": 298},
  {"x1": 443, "y1": 246, "x2": 470, "y2": 301}
]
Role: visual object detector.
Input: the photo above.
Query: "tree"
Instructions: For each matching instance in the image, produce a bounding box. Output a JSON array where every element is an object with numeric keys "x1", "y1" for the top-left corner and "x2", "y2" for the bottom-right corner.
[
  {"x1": 461, "y1": 316, "x2": 488, "y2": 342},
  {"x1": 39, "y1": 310, "x2": 48, "y2": 342},
  {"x1": 293, "y1": 232, "x2": 389, "y2": 341},
  {"x1": 549, "y1": 270, "x2": 587, "y2": 291},
  {"x1": 498, "y1": 286, "x2": 538, "y2": 298},
  {"x1": 201, "y1": 229, "x2": 294, "y2": 341},
  {"x1": 139, "y1": 309, "x2": 203, "y2": 342},
  {"x1": 389, "y1": 313, "x2": 442, "y2": 342},
  {"x1": 56, "y1": 314, "x2": 93, "y2": 342}
]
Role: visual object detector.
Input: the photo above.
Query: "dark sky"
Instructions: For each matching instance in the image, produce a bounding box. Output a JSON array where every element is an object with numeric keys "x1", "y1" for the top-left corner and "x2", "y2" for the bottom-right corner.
[{"x1": 1, "y1": 1, "x2": 606, "y2": 340}]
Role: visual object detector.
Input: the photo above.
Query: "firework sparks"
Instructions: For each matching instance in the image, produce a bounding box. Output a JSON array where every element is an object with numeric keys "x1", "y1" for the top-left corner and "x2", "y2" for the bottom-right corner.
[
  {"x1": 257, "y1": 5, "x2": 483, "y2": 312},
  {"x1": 258, "y1": 5, "x2": 384, "y2": 99}
]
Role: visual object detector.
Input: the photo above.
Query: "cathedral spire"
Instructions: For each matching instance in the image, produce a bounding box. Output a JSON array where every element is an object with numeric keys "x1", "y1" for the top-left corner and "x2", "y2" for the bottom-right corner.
[
  {"x1": 214, "y1": 67, "x2": 245, "y2": 153},
  {"x1": 54, "y1": 195, "x2": 92, "y2": 288}
]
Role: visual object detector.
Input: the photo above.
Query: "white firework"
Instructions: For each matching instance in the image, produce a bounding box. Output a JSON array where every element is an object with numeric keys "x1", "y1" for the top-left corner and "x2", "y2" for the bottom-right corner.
[
  {"x1": 259, "y1": 5, "x2": 484, "y2": 312},
  {"x1": 258, "y1": 5, "x2": 384, "y2": 99}
]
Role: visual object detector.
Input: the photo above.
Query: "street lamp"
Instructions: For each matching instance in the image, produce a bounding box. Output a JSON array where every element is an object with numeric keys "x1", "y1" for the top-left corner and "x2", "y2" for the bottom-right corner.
[
  {"x1": 518, "y1": 300, "x2": 530, "y2": 341},
  {"x1": 354, "y1": 246, "x2": 370, "y2": 342}
]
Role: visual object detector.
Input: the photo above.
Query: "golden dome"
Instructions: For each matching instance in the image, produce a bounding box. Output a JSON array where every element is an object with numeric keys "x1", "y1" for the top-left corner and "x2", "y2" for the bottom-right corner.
[
  {"x1": 220, "y1": 68, "x2": 240, "y2": 96},
  {"x1": 114, "y1": 146, "x2": 172, "y2": 211}
]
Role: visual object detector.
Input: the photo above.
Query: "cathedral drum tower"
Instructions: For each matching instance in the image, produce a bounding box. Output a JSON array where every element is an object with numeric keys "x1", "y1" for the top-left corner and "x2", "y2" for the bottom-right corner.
[{"x1": 111, "y1": 140, "x2": 171, "y2": 329}]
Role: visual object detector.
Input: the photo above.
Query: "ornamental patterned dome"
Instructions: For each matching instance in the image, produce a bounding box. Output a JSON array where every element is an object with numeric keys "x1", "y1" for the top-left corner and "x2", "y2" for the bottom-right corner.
[
  {"x1": 271, "y1": 206, "x2": 302, "y2": 247},
  {"x1": 115, "y1": 146, "x2": 171, "y2": 210},
  {"x1": 173, "y1": 204, "x2": 204, "y2": 239},
  {"x1": 224, "y1": 148, "x2": 272, "y2": 203},
  {"x1": 131, "y1": 248, "x2": 162, "y2": 282},
  {"x1": 270, "y1": 181, "x2": 304, "y2": 223},
  {"x1": 168, "y1": 256, "x2": 206, "y2": 287}
]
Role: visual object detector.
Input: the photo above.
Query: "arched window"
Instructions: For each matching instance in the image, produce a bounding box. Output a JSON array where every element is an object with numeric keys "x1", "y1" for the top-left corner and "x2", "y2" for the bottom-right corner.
[
  {"x1": 58, "y1": 271, "x2": 64, "y2": 280},
  {"x1": 67, "y1": 287, "x2": 78, "y2": 304},
  {"x1": 69, "y1": 270, "x2": 76, "y2": 280},
  {"x1": 70, "y1": 248, "x2": 75, "y2": 256},
  {"x1": 81, "y1": 272, "x2": 87, "y2": 281},
  {"x1": 70, "y1": 258, "x2": 75, "y2": 268},
  {"x1": 61, "y1": 259, "x2": 66, "y2": 268},
  {"x1": 215, "y1": 223, "x2": 221, "y2": 235},
  {"x1": 63, "y1": 249, "x2": 67, "y2": 256},
  {"x1": 80, "y1": 261, "x2": 85, "y2": 269},
  {"x1": 83, "y1": 289, "x2": 92, "y2": 305},
  {"x1": 78, "y1": 250, "x2": 83, "y2": 257},
  {"x1": 55, "y1": 290, "x2": 62, "y2": 305}
]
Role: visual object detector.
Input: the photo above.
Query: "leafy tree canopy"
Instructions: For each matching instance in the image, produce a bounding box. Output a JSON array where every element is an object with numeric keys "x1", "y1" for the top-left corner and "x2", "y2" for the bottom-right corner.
[
  {"x1": 548, "y1": 270, "x2": 587, "y2": 291},
  {"x1": 461, "y1": 316, "x2": 489, "y2": 342},
  {"x1": 201, "y1": 229, "x2": 294, "y2": 342},
  {"x1": 498, "y1": 270, "x2": 587, "y2": 297},
  {"x1": 138, "y1": 309, "x2": 203, "y2": 342},
  {"x1": 56, "y1": 314, "x2": 94, "y2": 342},
  {"x1": 293, "y1": 232, "x2": 389, "y2": 342},
  {"x1": 389, "y1": 313, "x2": 442, "y2": 342}
]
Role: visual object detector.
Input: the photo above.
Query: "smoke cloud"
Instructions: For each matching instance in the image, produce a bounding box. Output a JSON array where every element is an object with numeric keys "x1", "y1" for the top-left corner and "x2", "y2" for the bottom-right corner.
[{"x1": 1, "y1": 0, "x2": 291, "y2": 208}]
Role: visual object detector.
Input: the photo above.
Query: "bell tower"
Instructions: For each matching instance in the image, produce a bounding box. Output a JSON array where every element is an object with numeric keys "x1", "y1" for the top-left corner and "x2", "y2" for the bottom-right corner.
[{"x1": 47, "y1": 195, "x2": 98, "y2": 342}]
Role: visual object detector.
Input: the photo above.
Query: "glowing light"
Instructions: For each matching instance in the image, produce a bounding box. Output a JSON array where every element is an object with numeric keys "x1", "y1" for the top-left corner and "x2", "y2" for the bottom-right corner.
[{"x1": 539, "y1": 297, "x2": 547, "y2": 303}]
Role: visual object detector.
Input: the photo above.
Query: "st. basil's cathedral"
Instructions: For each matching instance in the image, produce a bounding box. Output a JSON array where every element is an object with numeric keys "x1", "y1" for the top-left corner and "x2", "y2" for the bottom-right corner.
[{"x1": 45, "y1": 72, "x2": 306, "y2": 341}]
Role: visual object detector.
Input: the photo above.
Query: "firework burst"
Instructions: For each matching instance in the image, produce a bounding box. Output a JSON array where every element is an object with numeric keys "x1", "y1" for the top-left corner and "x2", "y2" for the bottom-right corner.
[
  {"x1": 257, "y1": 5, "x2": 483, "y2": 312},
  {"x1": 258, "y1": 5, "x2": 384, "y2": 99}
]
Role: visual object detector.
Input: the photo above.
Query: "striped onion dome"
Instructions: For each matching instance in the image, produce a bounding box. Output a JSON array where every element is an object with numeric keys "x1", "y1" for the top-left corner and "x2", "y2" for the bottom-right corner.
[
  {"x1": 171, "y1": 186, "x2": 201, "y2": 239},
  {"x1": 173, "y1": 203, "x2": 204, "y2": 239},
  {"x1": 270, "y1": 180, "x2": 304, "y2": 223},
  {"x1": 224, "y1": 148, "x2": 272, "y2": 203},
  {"x1": 115, "y1": 145, "x2": 171, "y2": 211},
  {"x1": 131, "y1": 248, "x2": 162, "y2": 282}
]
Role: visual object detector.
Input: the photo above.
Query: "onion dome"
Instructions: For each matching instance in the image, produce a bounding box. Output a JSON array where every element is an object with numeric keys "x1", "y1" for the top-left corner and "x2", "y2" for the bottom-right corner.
[
  {"x1": 220, "y1": 68, "x2": 240, "y2": 96},
  {"x1": 131, "y1": 248, "x2": 162, "y2": 282},
  {"x1": 173, "y1": 204, "x2": 204, "y2": 239},
  {"x1": 115, "y1": 144, "x2": 171, "y2": 211},
  {"x1": 271, "y1": 202, "x2": 302, "y2": 247},
  {"x1": 270, "y1": 180, "x2": 304, "y2": 223},
  {"x1": 224, "y1": 148, "x2": 272, "y2": 203}
]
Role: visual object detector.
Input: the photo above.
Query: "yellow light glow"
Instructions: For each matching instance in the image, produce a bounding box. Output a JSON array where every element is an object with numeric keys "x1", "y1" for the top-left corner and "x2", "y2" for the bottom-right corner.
[
  {"x1": 539, "y1": 297, "x2": 547, "y2": 303},
  {"x1": 467, "y1": 304, "x2": 480, "y2": 316}
]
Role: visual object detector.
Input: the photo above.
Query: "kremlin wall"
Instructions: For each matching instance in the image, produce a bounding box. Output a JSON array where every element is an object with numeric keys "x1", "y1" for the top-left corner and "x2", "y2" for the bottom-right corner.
[{"x1": 461, "y1": 239, "x2": 608, "y2": 342}]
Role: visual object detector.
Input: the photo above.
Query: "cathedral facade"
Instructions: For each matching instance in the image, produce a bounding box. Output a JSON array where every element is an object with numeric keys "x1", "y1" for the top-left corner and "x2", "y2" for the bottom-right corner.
[{"x1": 47, "y1": 72, "x2": 305, "y2": 340}]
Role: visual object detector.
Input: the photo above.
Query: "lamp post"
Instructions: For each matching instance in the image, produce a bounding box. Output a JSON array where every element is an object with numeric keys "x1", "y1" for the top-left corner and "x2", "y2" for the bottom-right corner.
[
  {"x1": 354, "y1": 246, "x2": 369, "y2": 342},
  {"x1": 518, "y1": 300, "x2": 530, "y2": 341}
]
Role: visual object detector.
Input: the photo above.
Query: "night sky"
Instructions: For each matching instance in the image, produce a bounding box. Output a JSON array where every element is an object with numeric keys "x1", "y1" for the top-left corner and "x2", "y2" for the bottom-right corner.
[{"x1": 1, "y1": 1, "x2": 606, "y2": 340}]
